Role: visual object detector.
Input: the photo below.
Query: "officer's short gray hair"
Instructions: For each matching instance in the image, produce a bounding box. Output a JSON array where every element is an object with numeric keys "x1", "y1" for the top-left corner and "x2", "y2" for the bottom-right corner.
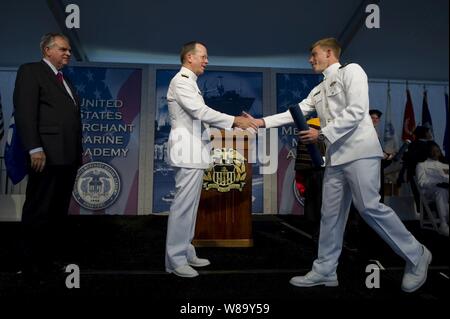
[
  {"x1": 310, "y1": 38, "x2": 341, "y2": 59},
  {"x1": 40, "y1": 33, "x2": 69, "y2": 56},
  {"x1": 180, "y1": 41, "x2": 207, "y2": 64}
]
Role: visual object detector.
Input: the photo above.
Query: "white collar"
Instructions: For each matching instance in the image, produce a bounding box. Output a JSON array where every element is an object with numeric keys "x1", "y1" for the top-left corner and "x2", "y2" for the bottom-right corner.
[
  {"x1": 43, "y1": 58, "x2": 60, "y2": 75},
  {"x1": 322, "y1": 62, "x2": 341, "y2": 79},
  {"x1": 180, "y1": 66, "x2": 198, "y2": 82}
]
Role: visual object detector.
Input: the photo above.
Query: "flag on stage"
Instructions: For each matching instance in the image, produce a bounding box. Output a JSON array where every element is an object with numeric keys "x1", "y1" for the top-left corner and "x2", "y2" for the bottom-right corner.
[
  {"x1": 4, "y1": 112, "x2": 27, "y2": 184},
  {"x1": 444, "y1": 92, "x2": 449, "y2": 161},
  {"x1": 0, "y1": 91, "x2": 4, "y2": 141},
  {"x1": 421, "y1": 89, "x2": 434, "y2": 137},
  {"x1": 401, "y1": 89, "x2": 416, "y2": 141},
  {"x1": 383, "y1": 83, "x2": 398, "y2": 154}
]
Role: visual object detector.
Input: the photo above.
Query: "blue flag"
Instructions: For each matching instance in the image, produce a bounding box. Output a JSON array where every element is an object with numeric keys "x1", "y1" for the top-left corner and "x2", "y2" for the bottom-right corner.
[
  {"x1": 4, "y1": 112, "x2": 28, "y2": 184},
  {"x1": 444, "y1": 92, "x2": 449, "y2": 161},
  {"x1": 421, "y1": 90, "x2": 434, "y2": 137}
]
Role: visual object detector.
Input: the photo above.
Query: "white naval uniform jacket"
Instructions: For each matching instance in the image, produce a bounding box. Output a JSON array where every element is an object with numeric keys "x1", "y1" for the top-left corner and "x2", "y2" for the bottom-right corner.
[
  {"x1": 416, "y1": 159, "x2": 449, "y2": 191},
  {"x1": 264, "y1": 62, "x2": 383, "y2": 166},
  {"x1": 167, "y1": 66, "x2": 235, "y2": 169}
]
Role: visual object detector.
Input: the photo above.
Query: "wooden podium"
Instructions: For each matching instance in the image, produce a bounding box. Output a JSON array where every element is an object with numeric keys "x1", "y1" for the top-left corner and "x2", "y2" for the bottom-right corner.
[{"x1": 193, "y1": 129, "x2": 253, "y2": 247}]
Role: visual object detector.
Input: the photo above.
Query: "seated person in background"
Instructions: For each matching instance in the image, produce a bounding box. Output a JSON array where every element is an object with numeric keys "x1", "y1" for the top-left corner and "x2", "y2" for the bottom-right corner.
[
  {"x1": 416, "y1": 142, "x2": 449, "y2": 236},
  {"x1": 404, "y1": 126, "x2": 434, "y2": 181},
  {"x1": 399, "y1": 126, "x2": 434, "y2": 209}
]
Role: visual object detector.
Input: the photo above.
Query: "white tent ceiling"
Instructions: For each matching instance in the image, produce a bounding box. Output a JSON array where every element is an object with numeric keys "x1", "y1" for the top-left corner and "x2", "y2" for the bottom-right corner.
[{"x1": 0, "y1": 0, "x2": 448, "y2": 81}]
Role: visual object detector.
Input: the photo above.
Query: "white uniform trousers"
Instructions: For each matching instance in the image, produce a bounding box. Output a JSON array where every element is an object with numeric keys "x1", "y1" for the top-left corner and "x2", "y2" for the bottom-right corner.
[
  {"x1": 165, "y1": 167, "x2": 204, "y2": 271},
  {"x1": 312, "y1": 157, "x2": 423, "y2": 276}
]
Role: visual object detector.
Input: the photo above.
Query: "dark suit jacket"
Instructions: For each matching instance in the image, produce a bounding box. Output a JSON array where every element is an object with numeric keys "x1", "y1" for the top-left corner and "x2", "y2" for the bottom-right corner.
[
  {"x1": 14, "y1": 60, "x2": 82, "y2": 167},
  {"x1": 403, "y1": 140, "x2": 430, "y2": 180}
]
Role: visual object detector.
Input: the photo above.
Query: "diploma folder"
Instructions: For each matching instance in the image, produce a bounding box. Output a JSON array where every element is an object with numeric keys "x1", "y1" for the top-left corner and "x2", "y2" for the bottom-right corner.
[{"x1": 288, "y1": 105, "x2": 324, "y2": 168}]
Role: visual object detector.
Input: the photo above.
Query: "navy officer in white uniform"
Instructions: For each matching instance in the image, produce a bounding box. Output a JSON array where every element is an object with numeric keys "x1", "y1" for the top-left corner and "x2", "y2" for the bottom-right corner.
[
  {"x1": 249, "y1": 38, "x2": 431, "y2": 292},
  {"x1": 165, "y1": 41, "x2": 258, "y2": 278}
]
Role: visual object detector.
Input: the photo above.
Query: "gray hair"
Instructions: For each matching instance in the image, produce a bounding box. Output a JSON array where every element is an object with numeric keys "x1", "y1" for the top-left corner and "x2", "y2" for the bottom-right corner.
[
  {"x1": 40, "y1": 33, "x2": 69, "y2": 56},
  {"x1": 180, "y1": 41, "x2": 207, "y2": 64}
]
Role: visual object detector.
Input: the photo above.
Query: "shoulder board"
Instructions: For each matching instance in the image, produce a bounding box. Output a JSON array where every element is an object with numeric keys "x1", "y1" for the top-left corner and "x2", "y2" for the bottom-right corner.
[
  {"x1": 339, "y1": 63, "x2": 351, "y2": 69},
  {"x1": 181, "y1": 74, "x2": 189, "y2": 78}
]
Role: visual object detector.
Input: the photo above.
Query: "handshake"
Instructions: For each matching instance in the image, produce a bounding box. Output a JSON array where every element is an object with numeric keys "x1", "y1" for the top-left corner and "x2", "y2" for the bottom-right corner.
[
  {"x1": 234, "y1": 110, "x2": 321, "y2": 145},
  {"x1": 232, "y1": 112, "x2": 265, "y2": 131}
]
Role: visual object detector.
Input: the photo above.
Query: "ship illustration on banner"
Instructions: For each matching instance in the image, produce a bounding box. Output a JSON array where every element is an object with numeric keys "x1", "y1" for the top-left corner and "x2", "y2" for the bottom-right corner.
[{"x1": 202, "y1": 76, "x2": 255, "y2": 116}]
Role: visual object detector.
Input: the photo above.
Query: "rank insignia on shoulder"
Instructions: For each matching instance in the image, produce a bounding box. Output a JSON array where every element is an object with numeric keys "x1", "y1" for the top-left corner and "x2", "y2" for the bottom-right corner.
[
  {"x1": 313, "y1": 90, "x2": 321, "y2": 97},
  {"x1": 181, "y1": 74, "x2": 189, "y2": 78}
]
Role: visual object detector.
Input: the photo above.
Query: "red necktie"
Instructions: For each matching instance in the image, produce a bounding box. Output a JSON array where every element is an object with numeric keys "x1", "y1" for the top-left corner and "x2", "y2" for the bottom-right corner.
[{"x1": 56, "y1": 71, "x2": 64, "y2": 84}]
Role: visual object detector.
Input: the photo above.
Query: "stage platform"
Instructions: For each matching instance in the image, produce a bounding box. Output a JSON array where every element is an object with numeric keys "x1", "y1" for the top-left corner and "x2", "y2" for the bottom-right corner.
[{"x1": 0, "y1": 215, "x2": 448, "y2": 312}]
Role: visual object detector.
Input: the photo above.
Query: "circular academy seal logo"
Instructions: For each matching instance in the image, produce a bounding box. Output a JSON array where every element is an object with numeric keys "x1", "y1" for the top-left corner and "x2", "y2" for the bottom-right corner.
[{"x1": 73, "y1": 161, "x2": 121, "y2": 210}]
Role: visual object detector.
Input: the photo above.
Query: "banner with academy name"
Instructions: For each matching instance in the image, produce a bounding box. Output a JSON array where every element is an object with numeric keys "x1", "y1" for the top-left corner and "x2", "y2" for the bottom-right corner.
[{"x1": 67, "y1": 66, "x2": 142, "y2": 215}]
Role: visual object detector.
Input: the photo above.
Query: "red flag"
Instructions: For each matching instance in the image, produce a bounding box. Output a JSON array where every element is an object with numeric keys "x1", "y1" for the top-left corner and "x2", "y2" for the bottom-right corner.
[{"x1": 401, "y1": 89, "x2": 416, "y2": 141}]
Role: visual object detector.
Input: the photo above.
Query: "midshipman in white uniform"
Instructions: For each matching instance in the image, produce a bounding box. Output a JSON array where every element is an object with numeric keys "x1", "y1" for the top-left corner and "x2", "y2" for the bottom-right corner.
[
  {"x1": 416, "y1": 142, "x2": 449, "y2": 236},
  {"x1": 250, "y1": 38, "x2": 431, "y2": 293}
]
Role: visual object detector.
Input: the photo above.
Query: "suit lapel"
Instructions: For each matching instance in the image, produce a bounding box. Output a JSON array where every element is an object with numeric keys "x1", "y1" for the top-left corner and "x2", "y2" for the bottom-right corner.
[
  {"x1": 40, "y1": 60, "x2": 77, "y2": 105},
  {"x1": 64, "y1": 77, "x2": 80, "y2": 106}
]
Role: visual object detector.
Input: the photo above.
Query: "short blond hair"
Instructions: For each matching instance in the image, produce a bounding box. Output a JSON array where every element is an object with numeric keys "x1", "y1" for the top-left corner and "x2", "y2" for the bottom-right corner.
[{"x1": 310, "y1": 38, "x2": 341, "y2": 59}]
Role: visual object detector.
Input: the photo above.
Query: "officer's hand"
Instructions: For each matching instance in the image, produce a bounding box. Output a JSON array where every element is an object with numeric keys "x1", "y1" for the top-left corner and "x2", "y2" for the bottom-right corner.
[
  {"x1": 299, "y1": 128, "x2": 319, "y2": 144},
  {"x1": 383, "y1": 152, "x2": 394, "y2": 160},
  {"x1": 30, "y1": 151, "x2": 46, "y2": 172},
  {"x1": 233, "y1": 116, "x2": 259, "y2": 130},
  {"x1": 242, "y1": 112, "x2": 265, "y2": 128}
]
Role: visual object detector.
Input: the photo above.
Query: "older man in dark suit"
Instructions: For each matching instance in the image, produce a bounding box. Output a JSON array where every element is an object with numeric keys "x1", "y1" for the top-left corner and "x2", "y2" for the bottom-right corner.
[{"x1": 14, "y1": 33, "x2": 82, "y2": 281}]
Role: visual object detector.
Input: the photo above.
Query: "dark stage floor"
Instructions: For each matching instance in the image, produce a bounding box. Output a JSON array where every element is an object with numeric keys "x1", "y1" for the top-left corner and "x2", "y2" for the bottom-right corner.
[{"x1": 0, "y1": 215, "x2": 448, "y2": 313}]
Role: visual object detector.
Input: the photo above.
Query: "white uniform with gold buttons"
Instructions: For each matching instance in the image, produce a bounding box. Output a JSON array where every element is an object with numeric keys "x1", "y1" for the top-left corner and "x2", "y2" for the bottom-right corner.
[
  {"x1": 165, "y1": 66, "x2": 234, "y2": 272},
  {"x1": 264, "y1": 62, "x2": 423, "y2": 275}
]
